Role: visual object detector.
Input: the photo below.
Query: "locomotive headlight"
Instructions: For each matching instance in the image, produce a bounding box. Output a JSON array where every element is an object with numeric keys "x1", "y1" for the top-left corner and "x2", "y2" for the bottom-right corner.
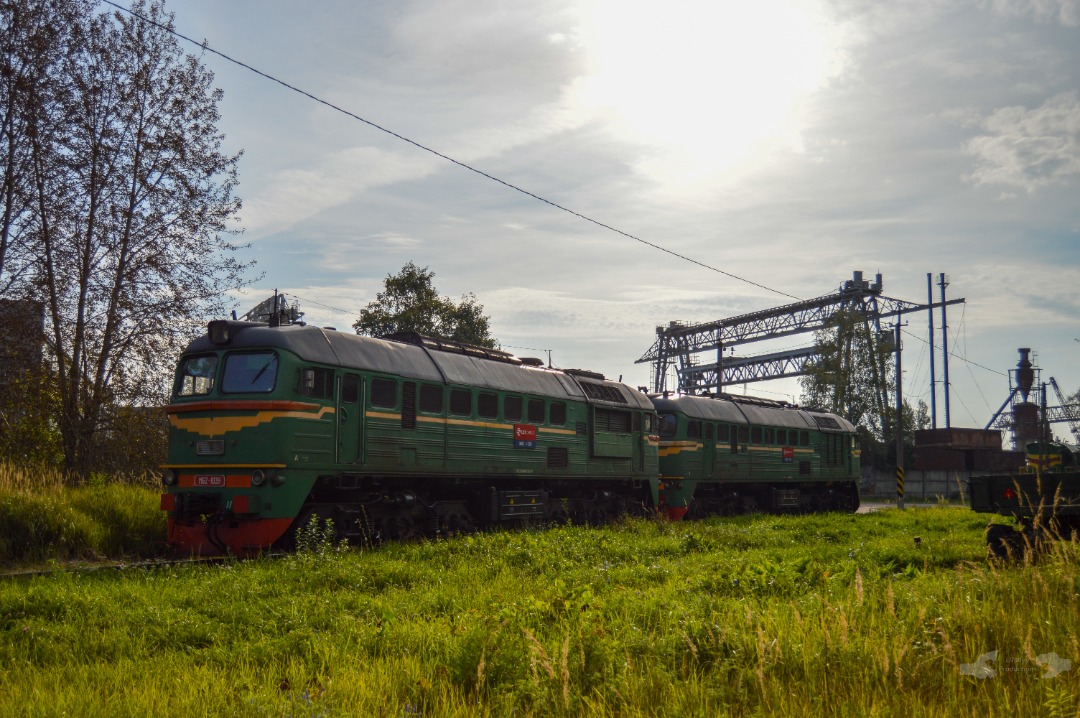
[
  {"x1": 161, "y1": 469, "x2": 176, "y2": 486},
  {"x1": 208, "y1": 320, "x2": 232, "y2": 346},
  {"x1": 251, "y1": 469, "x2": 267, "y2": 487}
]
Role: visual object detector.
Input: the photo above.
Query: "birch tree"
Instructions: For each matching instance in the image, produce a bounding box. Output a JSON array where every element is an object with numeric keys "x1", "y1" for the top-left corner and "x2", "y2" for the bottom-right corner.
[{"x1": 13, "y1": 0, "x2": 252, "y2": 474}]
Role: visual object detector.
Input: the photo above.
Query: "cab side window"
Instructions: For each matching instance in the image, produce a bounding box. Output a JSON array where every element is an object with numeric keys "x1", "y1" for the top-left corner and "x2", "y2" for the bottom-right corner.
[
  {"x1": 298, "y1": 367, "x2": 334, "y2": 399},
  {"x1": 343, "y1": 375, "x2": 360, "y2": 403}
]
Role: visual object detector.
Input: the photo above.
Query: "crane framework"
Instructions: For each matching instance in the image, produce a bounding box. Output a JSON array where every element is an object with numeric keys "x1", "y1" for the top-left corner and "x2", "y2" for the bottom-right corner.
[
  {"x1": 636, "y1": 272, "x2": 964, "y2": 406},
  {"x1": 1050, "y1": 378, "x2": 1080, "y2": 443}
]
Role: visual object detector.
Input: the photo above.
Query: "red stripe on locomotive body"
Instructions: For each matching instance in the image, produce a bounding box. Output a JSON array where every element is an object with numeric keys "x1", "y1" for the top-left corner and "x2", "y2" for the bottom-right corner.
[
  {"x1": 665, "y1": 506, "x2": 689, "y2": 521},
  {"x1": 166, "y1": 400, "x2": 322, "y2": 414},
  {"x1": 166, "y1": 517, "x2": 293, "y2": 556}
]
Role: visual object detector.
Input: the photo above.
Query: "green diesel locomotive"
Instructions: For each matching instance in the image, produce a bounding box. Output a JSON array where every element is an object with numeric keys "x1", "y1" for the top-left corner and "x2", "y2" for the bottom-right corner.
[{"x1": 161, "y1": 320, "x2": 659, "y2": 554}]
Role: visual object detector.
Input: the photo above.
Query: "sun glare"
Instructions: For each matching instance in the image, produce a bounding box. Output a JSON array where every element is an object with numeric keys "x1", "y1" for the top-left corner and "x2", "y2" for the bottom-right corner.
[{"x1": 570, "y1": 0, "x2": 844, "y2": 184}]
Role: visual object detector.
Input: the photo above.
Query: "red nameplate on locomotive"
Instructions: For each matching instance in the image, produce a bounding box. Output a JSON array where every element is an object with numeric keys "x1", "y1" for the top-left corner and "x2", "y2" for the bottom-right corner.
[
  {"x1": 194, "y1": 474, "x2": 226, "y2": 487},
  {"x1": 514, "y1": 424, "x2": 537, "y2": 449}
]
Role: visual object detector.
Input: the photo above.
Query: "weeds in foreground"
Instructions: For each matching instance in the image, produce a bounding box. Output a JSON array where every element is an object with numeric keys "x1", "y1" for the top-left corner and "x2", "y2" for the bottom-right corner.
[{"x1": 294, "y1": 514, "x2": 350, "y2": 556}]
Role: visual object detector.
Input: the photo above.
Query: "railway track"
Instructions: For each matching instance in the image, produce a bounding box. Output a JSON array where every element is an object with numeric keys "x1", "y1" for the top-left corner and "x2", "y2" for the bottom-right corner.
[{"x1": 0, "y1": 552, "x2": 287, "y2": 580}]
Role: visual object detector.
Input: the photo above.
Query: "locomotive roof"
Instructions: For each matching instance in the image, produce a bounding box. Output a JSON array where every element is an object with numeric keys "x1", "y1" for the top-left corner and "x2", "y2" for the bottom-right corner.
[
  {"x1": 649, "y1": 393, "x2": 856, "y2": 433},
  {"x1": 183, "y1": 322, "x2": 653, "y2": 410}
]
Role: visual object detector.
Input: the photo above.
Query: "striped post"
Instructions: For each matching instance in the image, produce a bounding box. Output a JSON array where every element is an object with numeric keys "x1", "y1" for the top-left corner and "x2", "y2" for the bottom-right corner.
[{"x1": 896, "y1": 466, "x2": 905, "y2": 509}]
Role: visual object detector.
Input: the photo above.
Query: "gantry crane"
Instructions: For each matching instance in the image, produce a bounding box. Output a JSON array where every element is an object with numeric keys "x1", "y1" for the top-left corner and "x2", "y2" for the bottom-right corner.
[{"x1": 1049, "y1": 377, "x2": 1080, "y2": 443}]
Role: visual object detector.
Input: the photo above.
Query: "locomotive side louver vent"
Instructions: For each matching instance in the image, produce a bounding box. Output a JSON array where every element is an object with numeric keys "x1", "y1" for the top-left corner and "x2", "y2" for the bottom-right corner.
[
  {"x1": 595, "y1": 409, "x2": 632, "y2": 433},
  {"x1": 402, "y1": 382, "x2": 417, "y2": 429},
  {"x1": 813, "y1": 416, "x2": 841, "y2": 430},
  {"x1": 547, "y1": 447, "x2": 569, "y2": 469}
]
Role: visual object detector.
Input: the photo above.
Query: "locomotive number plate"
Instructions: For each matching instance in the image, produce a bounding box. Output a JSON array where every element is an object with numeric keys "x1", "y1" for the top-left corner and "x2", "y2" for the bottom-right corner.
[
  {"x1": 194, "y1": 474, "x2": 226, "y2": 487},
  {"x1": 196, "y1": 440, "x2": 225, "y2": 456}
]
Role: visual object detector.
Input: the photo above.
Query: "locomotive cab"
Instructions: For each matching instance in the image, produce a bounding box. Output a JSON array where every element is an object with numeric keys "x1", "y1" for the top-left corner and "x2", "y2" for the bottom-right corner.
[{"x1": 162, "y1": 321, "x2": 329, "y2": 555}]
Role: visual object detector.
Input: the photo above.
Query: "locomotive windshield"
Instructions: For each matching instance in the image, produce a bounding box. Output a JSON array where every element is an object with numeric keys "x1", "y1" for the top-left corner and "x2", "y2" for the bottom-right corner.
[
  {"x1": 659, "y1": 413, "x2": 677, "y2": 438},
  {"x1": 222, "y1": 352, "x2": 278, "y2": 393},
  {"x1": 176, "y1": 355, "x2": 217, "y2": 396}
]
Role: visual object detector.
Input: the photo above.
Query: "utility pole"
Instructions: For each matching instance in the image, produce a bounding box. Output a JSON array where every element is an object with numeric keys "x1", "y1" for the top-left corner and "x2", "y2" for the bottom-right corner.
[
  {"x1": 895, "y1": 321, "x2": 906, "y2": 509},
  {"x1": 927, "y1": 273, "x2": 937, "y2": 429},
  {"x1": 939, "y1": 273, "x2": 951, "y2": 428}
]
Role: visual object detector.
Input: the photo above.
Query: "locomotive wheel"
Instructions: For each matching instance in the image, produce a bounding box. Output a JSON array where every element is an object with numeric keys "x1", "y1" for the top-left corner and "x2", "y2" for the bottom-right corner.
[
  {"x1": 548, "y1": 503, "x2": 571, "y2": 525},
  {"x1": 440, "y1": 507, "x2": 475, "y2": 536},
  {"x1": 384, "y1": 513, "x2": 423, "y2": 541},
  {"x1": 717, "y1": 495, "x2": 741, "y2": 516},
  {"x1": 586, "y1": 506, "x2": 610, "y2": 526}
]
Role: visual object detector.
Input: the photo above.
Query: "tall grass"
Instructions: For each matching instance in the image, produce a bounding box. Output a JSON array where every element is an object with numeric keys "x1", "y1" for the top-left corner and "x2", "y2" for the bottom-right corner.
[
  {"x1": 0, "y1": 462, "x2": 66, "y2": 495},
  {"x1": 0, "y1": 508, "x2": 1076, "y2": 716},
  {"x1": 0, "y1": 462, "x2": 166, "y2": 565}
]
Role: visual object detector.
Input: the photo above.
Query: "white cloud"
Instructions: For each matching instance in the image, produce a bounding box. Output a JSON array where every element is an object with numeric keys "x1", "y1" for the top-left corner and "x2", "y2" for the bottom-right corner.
[
  {"x1": 981, "y1": 0, "x2": 1080, "y2": 26},
  {"x1": 964, "y1": 92, "x2": 1080, "y2": 192},
  {"x1": 239, "y1": 146, "x2": 443, "y2": 236}
]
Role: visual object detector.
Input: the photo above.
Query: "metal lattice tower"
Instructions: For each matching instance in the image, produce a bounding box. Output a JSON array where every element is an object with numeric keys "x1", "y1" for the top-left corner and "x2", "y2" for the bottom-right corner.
[{"x1": 636, "y1": 271, "x2": 964, "y2": 407}]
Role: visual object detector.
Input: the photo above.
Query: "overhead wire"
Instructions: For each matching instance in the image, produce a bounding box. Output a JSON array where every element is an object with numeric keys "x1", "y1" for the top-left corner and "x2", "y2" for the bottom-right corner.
[
  {"x1": 956, "y1": 304, "x2": 996, "y2": 416},
  {"x1": 280, "y1": 293, "x2": 355, "y2": 316},
  {"x1": 111, "y1": 0, "x2": 1026, "y2": 416},
  {"x1": 101, "y1": 0, "x2": 801, "y2": 302},
  {"x1": 902, "y1": 326, "x2": 1004, "y2": 376}
]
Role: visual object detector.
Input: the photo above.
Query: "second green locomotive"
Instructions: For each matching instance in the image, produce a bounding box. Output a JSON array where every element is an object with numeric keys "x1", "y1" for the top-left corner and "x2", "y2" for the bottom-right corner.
[{"x1": 651, "y1": 393, "x2": 860, "y2": 518}]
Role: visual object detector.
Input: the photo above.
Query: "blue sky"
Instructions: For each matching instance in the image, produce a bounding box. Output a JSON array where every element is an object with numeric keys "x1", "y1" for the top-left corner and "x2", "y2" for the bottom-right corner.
[{"x1": 167, "y1": 0, "x2": 1080, "y2": 436}]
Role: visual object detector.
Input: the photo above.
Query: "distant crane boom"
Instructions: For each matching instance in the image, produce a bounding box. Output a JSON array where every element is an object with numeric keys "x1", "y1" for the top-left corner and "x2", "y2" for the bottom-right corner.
[{"x1": 1049, "y1": 377, "x2": 1080, "y2": 443}]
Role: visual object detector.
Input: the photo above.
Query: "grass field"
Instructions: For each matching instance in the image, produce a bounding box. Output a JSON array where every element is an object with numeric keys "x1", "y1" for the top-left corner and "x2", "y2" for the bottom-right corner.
[
  {"x1": 0, "y1": 463, "x2": 166, "y2": 566},
  {"x1": 1, "y1": 506, "x2": 1077, "y2": 717}
]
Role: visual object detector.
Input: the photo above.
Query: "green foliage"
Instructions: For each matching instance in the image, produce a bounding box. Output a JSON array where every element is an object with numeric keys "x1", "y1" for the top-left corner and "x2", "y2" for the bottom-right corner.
[
  {"x1": 89, "y1": 405, "x2": 168, "y2": 479},
  {"x1": 0, "y1": 493, "x2": 101, "y2": 563},
  {"x1": 800, "y1": 310, "x2": 929, "y2": 468},
  {"x1": 293, "y1": 514, "x2": 349, "y2": 557},
  {"x1": 0, "y1": 366, "x2": 63, "y2": 467},
  {"x1": 354, "y1": 262, "x2": 498, "y2": 348},
  {"x1": 64, "y1": 484, "x2": 167, "y2": 557},
  {"x1": 799, "y1": 308, "x2": 892, "y2": 432}
]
